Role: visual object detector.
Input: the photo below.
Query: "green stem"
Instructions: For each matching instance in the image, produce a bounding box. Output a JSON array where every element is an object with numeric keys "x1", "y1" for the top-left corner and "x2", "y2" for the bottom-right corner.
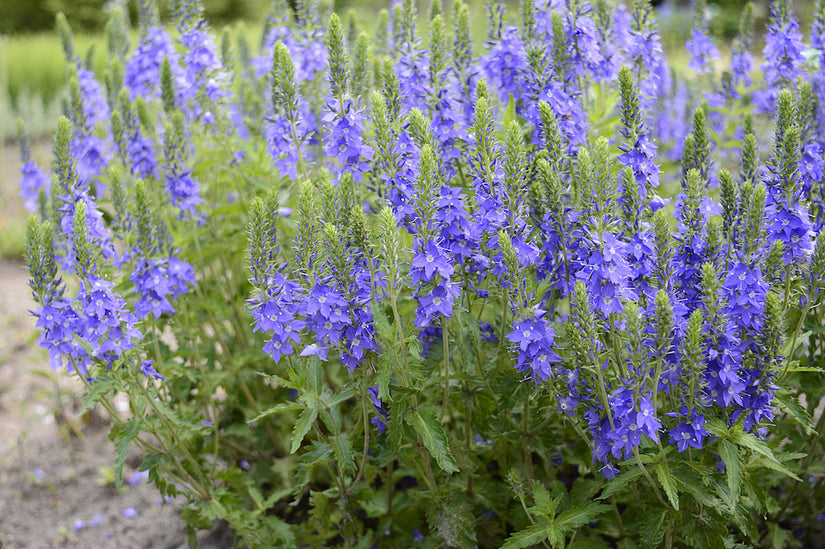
[
  {"x1": 780, "y1": 298, "x2": 813, "y2": 383},
  {"x1": 634, "y1": 449, "x2": 668, "y2": 508},
  {"x1": 439, "y1": 316, "x2": 451, "y2": 422}
]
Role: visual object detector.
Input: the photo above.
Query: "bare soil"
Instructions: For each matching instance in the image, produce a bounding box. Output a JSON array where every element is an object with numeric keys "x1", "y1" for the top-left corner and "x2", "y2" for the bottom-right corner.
[{"x1": 0, "y1": 145, "x2": 233, "y2": 548}]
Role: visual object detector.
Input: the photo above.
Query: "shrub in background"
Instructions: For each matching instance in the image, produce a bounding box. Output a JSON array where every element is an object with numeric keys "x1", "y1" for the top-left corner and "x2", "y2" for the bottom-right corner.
[{"x1": 20, "y1": 0, "x2": 825, "y2": 547}]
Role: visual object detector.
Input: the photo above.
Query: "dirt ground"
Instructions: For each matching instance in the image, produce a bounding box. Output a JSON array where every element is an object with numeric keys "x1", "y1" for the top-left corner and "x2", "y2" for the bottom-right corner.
[{"x1": 0, "y1": 144, "x2": 233, "y2": 548}]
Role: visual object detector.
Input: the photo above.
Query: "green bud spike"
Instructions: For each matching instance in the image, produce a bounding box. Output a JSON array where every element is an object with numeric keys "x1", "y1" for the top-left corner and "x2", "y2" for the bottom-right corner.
[
  {"x1": 53, "y1": 117, "x2": 78, "y2": 194},
  {"x1": 56, "y1": 12, "x2": 76, "y2": 63},
  {"x1": 375, "y1": 9, "x2": 390, "y2": 54},
  {"x1": 538, "y1": 101, "x2": 566, "y2": 172},
  {"x1": 502, "y1": 120, "x2": 527, "y2": 218},
  {"x1": 409, "y1": 108, "x2": 437, "y2": 150},
  {"x1": 160, "y1": 58, "x2": 177, "y2": 114},
  {"x1": 760, "y1": 292, "x2": 784, "y2": 364},
  {"x1": 762, "y1": 240, "x2": 786, "y2": 291},
  {"x1": 429, "y1": 15, "x2": 448, "y2": 88},
  {"x1": 326, "y1": 13, "x2": 349, "y2": 100},
  {"x1": 414, "y1": 145, "x2": 441, "y2": 239},
  {"x1": 381, "y1": 57, "x2": 401, "y2": 121},
  {"x1": 705, "y1": 218, "x2": 722, "y2": 264},
  {"x1": 106, "y1": 6, "x2": 130, "y2": 60},
  {"x1": 346, "y1": 9, "x2": 359, "y2": 47},
  {"x1": 453, "y1": 1, "x2": 472, "y2": 71},
  {"x1": 653, "y1": 289, "x2": 673, "y2": 356},
  {"x1": 471, "y1": 93, "x2": 496, "y2": 181},
  {"x1": 377, "y1": 207, "x2": 400, "y2": 288},
  {"x1": 72, "y1": 199, "x2": 93, "y2": 275},
  {"x1": 652, "y1": 210, "x2": 673, "y2": 290},
  {"x1": 521, "y1": 0, "x2": 536, "y2": 42},
  {"x1": 26, "y1": 217, "x2": 59, "y2": 302},
  {"x1": 700, "y1": 262, "x2": 724, "y2": 335},
  {"x1": 351, "y1": 33, "x2": 371, "y2": 99},
  {"x1": 272, "y1": 42, "x2": 299, "y2": 119},
  {"x1": 295, "y1": 179, "x2": 321, "y2": 283},
  {"x1": 719, "y1": 169, "x2": 736, "y2": 241}
]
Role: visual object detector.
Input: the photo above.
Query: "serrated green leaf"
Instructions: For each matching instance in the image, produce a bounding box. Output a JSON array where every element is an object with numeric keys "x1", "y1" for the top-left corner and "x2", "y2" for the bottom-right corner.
[
  {"x1": 329, "y1": 433, "x2": 356, "y2": 475},
  {"x1": 718, "y1": 439, "x2": 742, "y2": 511},
  {"x1": 531, "y1": 481, "x2": 561, "y2": 518},
  {"x1": 425, "y1": 490, "x2": 478, "y2": 548},
  {"x1": 654, "y1": 462, "x2": 679, "y2": 510},
  {"x1": 407, "y1": 409, "x2": 459, "y2": 473},
  {"x1": 291, "y1": 402, "x2": 318, "y2": 453},
  {"x1": 730, "y1": 430, "x2": 801, "y2": 480},
  {"x1": 598, "y1": 467, "x2": 644, "y2": 500},
  {"x1": 265, "y1": 515, "x2": 296, "y2": 549},
  {"x1": 114, "y1": 417, "x2": 140, "y2": 489},
  {"x1": 705, "y1": 418, "x2": 729, "y2": 438},
  {"x1": 638, "y1": 508, "x2": 671, "y2": 547},
  {"x1": 774, "y1": 390, "x2": 815, "y2": 435},
  {"x1": 555, "y1": 502, "x2": 612, "y2": 531},
  {"x1": 500, "y1": 521, "x2": 551, "y2": 549},
  {"x1": 322, "y1": 388, "x2": 355, "y2": 409},
  {"x1": 247, "y1": 401, "x2": 302, "y2": 423}
]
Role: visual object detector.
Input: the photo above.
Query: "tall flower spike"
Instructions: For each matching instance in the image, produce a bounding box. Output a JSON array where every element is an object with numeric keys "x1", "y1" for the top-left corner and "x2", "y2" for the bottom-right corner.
[
  {"x1": 138, "y1": 0, "x2": 160, "y2": 35},
  {"x1": 617, "y1": 66, "x2": 659, "y2": 197},
  {"x1": 730, "y1": 3, "x2": 754, "y2": 87},
  {"x1": 685, "y1": 0, "x2": 719, "y2": 75},
  {"x1": 18, "y1": 120, "x2": 50, "y2": 215},
  {"x1": 754, "y1": 0, "x2": 805, "y2": 113}
]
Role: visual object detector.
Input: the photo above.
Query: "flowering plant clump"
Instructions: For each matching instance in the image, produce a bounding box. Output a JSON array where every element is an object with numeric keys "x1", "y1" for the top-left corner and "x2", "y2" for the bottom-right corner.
[{"x1": 20, "y1": 0, "x2": 825, "y2": 546}]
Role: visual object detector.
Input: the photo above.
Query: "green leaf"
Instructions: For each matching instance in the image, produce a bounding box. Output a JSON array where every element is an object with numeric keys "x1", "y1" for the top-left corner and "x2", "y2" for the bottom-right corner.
[
  {"x1": 321, "y1": 388, "x2": 355, "y2": 409},
  {"x1": 774, "y1": 390, "x2": 815, "y2": 435},
  {"x1": 531, "y1": 481, "x2": 561, "y2": 518},
  {"x1": 769, "y1": 523, "x2": 790, "y2": 549},
  {"x1": 729, "y1": 430, "x2": 801, "y2": 481},
  {"x1": 291, "y1": 402, "x2": 319, "y2": 453},
  {"x1": 555, "y1": 502, "x2": 612, "y2": 531},
  {"x1": 598, "y1": 467, "x2": 644, "y2": 500},
  {"x1": 500, "y1": 521, "x2": 551, "y2": 549},
  {"x1": 407, "y1": 408, "x2": 459, "y2": 473},
  {"x1": 638, "y1": 508, "x2": 671, "y2": 547},
  {"x1": 425, "y1": 490, "x2": 478, "y2": 548},
  {"x1": 654, "y1": 462, "x2": 680, "y2": 510},
  {"x1": 329, "y1": 433, "x2": 356, "y2": 475},
  {"x1": 247, "y1": 401, "x2": 302, "y2": 423},
  {"x1": 264, "y1": 515, "x2": 296, "y2": 549},
  {"x1": 113, "y1": 417, "x2": 140, "y2": 489},
  {"x1": 718, "y1": 439, "x2": 742, "y2": 511}
]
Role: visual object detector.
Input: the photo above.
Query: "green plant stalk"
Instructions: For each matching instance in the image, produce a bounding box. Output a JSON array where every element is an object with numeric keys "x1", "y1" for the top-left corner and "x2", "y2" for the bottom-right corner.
[
  {"x1": 775, "y1": 404, "x2": 825, "y2": 522},
  {"x1": 439, "y1": 316, "x2": 451, "y2": 422},
  {"x1": 522, "y1": 394, "x2": 535, "y2": 490},
  {"x1": 344, "y1": 365, "x2": 371, "y2": 498},
  {"x1": 633, "y1": 449, "x2": 668, "y2": 508},
  {"x1": 74, "y1": 360, "x2": 210, "y2": 500},
  {"x1": 780, "y1": 297, "x2": 814, "y2": 383},
  {"x1": 135, "y1": 375, "x2": 213, "y2": 498}
]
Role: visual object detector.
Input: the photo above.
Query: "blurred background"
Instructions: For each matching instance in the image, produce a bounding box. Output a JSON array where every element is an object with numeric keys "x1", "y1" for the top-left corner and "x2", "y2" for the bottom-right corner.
[{"x1": 0, "y1": 0, "x2": 820, "y2": 145}]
